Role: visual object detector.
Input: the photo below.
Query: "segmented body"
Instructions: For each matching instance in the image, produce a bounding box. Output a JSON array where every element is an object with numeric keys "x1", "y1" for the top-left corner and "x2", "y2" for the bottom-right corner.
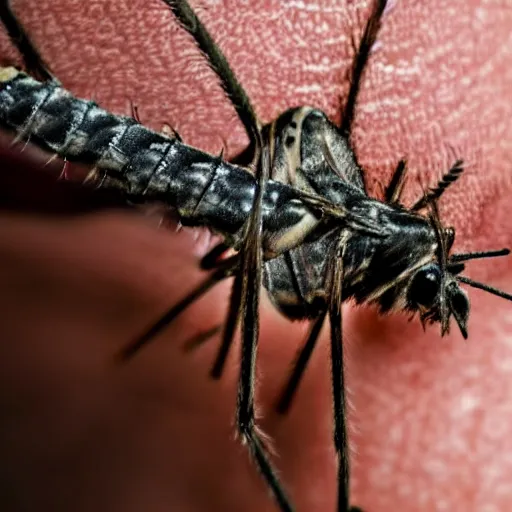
[{"x1": 0, "y1": 67, "x2": 317, "y2": 253}]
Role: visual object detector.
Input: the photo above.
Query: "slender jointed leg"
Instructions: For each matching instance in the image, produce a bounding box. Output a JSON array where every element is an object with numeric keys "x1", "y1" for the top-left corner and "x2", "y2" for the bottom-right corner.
[
  {"x1": 158, "y1": 0, "x2": 270, "y2": 376},
  {"x1": 195, "y1": 243, "x2": 244, "y2": 375},
  {"x1": 328, "y1": 236, "x2": 351, "y2": 512},
  {"x1": 162, "y1": 0, "x2": 261, "y2": 149},
  {"x1": 119, "y1": 256, "x2": 237, "y2": 360},
  {"x1": 0, "y1": 0, "x2": 55, "y2": 81},
  {"x1": 210, "y1": 269, "x2": 243, "y2": 378},
  {"x1": 161, "y1": 5, "x2": 295, "y2": 506},
  {"x1": 276, "y1": 311, "x2": 327, "y2": 414},
  {"x1": 339, "y1": 0, "x2": 388, "y2": 137},
  {"x1": 384, "y1": 159, "x2": 407, "y2": 204},
  {"x1": 235, "y1": 142, "x2": 294, "y2": 511}
]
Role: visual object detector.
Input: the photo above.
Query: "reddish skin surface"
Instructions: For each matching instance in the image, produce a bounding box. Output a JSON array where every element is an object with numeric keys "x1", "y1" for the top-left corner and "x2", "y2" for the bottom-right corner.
[{"x1": 1, "y1": 0, "x2": 512, "y2": 511}]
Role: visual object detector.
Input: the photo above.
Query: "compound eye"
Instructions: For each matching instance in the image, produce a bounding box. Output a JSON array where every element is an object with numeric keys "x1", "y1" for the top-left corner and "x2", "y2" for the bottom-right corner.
[{"x1": 408, "y1": 264, "x2": 442, "y2": 308}]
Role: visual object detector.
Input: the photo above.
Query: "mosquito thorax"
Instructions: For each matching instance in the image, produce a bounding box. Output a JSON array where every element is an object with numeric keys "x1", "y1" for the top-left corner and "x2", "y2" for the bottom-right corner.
[
  {"x1": 265, "y1": 106, "x2": 365, "y2": 201},
  {"x1": 258, "y1": 105, "x2": 371, "y2": 263}
]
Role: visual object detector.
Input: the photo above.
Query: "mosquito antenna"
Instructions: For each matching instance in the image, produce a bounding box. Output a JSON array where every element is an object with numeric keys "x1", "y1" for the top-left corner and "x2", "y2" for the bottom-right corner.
[
  {"x1": 450, "y1": 248, "x2": 510, "y2": 263},
  {"x1": 457, "y1": 276, "x2": 512, "y2": 302},
  {"x1": 411, "y1": 159, "x2": 464, "y2": 211}
]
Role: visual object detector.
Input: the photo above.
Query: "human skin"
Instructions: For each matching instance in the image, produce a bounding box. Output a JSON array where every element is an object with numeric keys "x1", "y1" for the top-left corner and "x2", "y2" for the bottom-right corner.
[{"x1": 0, "y1": 0, "x2": 512, "y2": 511}]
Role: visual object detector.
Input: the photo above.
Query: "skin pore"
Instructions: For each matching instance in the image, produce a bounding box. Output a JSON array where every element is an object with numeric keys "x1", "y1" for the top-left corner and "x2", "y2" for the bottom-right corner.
[{"x1": 0, "y1": 0, "x2": 512, "y2": 510}]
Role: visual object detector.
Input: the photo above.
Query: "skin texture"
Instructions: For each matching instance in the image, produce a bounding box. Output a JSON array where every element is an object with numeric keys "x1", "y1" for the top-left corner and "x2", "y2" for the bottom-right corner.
[{"x1": 1, "y1": 0, "x2": 512, "y2": 511}]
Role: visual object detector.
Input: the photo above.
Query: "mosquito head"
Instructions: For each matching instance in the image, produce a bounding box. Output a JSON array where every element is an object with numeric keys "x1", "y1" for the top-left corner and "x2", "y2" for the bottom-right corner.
[
  {"x1": 407, "y1": 261, "x2": 470, "y2": 338},
  {"x1": 407, "y1": 200, "x2": 512, "y2": 339}
]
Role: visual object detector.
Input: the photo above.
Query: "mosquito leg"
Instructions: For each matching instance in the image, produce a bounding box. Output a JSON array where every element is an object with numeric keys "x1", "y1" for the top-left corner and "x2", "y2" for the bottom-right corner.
[
  {"x1": 119, "y1": 256, "x2": 237, "y2": 360},
  {"x1": 328, "y1": 238, "x2": 352, "y2": 512},
  {"x1": 162, "y1": 0, "x2": 261, "y2": 148},
  {"x1": 384, "y1": 159, "x2": 407, "y2": 204},
  {"x1": 276, "y1": 311, "x2": 327, "y2": 414},
  {"x1": 339, "y1": 0, "x2": 388, "y2": 137},
  {"x1": 236, "y1": 143, "x2": 294, "y2": 511},
  {"x1": 210, "y1": 270, "x2": 243, "y2": 378},
  {"x1": 163, "y1": 3, "x2": 289, "y2": 504},
  {"x1": 196, "y1": 241, "x2": 242, "y2": 378},
  {"x1": 0, "y1": 0, "x2": 55, "y2": 81}
]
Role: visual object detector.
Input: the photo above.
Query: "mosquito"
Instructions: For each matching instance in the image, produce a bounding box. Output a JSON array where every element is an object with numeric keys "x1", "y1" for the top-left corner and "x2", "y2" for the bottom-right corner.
[{"x1": 1, "y1": 1, "x2": 512, "y2": 511}]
